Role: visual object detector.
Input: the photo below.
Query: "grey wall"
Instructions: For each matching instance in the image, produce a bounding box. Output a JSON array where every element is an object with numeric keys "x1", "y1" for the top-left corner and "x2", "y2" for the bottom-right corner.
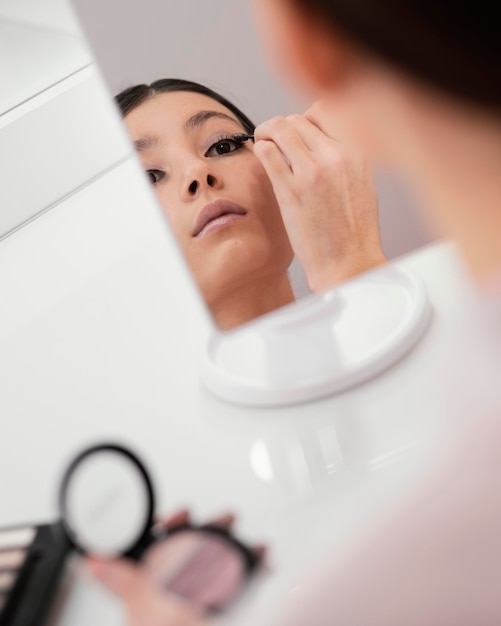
[
  {"x1": 71, "y1": 0, "x2": 297, "y2": 123},
  {"x1": 71, "y1": 0, "x2": 432, "y2": 261}
]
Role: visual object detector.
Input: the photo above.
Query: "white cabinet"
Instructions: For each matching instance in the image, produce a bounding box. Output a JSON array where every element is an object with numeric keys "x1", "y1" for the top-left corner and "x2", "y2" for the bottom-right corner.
[
  {"x1": 0, "y1": 67, "x2": 134, "y2": 238},
  {"x1": 0, "y1": 18, "x2": 91, "y2": 116},
  {"x1": 0, "y1": 2, "x2": 133, "y2": 238}
]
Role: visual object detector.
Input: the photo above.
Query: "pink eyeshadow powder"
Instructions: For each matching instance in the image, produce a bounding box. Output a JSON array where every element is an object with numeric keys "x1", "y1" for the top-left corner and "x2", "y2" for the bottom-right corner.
[{"x1": 145, "y1": 531, "x2": 246, "y2": 610}]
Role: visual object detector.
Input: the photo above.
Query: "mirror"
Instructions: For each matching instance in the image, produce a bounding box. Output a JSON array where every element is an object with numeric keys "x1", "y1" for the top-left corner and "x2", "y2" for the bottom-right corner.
[
  {"x1": 68, "y1": 0, "x2": 433, "y2": 332},
  {"x1": 0, "y1": 0, "x2": 433, "y2": 405}
]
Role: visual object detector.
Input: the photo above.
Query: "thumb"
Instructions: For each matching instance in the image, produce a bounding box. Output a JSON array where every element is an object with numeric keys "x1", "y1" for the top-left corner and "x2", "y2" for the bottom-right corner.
[{"x1": 87, "y1": 558, "x2": 143, "y2": 597}]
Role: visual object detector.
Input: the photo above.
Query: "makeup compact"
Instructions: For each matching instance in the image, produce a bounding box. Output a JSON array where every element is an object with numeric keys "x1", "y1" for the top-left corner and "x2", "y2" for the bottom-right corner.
[
  {"x1": 0, "y1": 521, "x2": 71, "y2": 626},
  {"x1": 59, "y1": 443, "x2": 259, "y2": 612}
]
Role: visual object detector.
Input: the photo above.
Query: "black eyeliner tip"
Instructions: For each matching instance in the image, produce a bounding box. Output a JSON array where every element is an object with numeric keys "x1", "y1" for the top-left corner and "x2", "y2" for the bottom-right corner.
[{"x1": 234, "y1": 133, "x2": 255, "y2": 142}]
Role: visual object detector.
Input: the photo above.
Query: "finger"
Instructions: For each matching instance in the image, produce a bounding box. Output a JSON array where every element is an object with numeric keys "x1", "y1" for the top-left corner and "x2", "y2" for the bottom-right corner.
[
  {"x1": 255, "y1": 115, "x2": 307, "y2": 151},
  {"x1": 253, "y1": 545, "x2": 273, "y2": 573},
  {"x1": 253, "y1": 140, "x2": 296, "y2": 208},
  {"x1": 254, "y1": 116, "x2": 312, "y2": 174},
  {"x1": 252, "y1": 544, "x2": 267, "y2": 563},
  {"x1": 285, "y1": 113, "x2": 340, "y2": 152},
  {"x1": 303, "y1": 100, "x2": 334, "y2": 136},
  {"x1": 287, "y1": 114, "x2": 370, "y2": 185},
  {"x1": 154, "y1": 509, "x2": 191, "y2": 530},
  {"x1": 303, "y1": 105, "x2": 325, "y2": 132},
  {"x1": 205, "y1": 512, "x2": 235, "y2": 530},
  {"x1": 87, "y1": 558, "x2": 143, "y2": 598},
  {"x1": 305, "y1": 100, "x2": 366, "y2": 149},
  {"x1": 254, "y1": 139, "x2": 299, "y2": 208},
  {"x1": 89, "y1": 558, "x2": 206, "y2": 626}
]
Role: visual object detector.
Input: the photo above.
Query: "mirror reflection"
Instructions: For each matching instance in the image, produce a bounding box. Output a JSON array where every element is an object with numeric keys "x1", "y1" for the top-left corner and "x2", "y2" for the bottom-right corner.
[
  {"x1": 117, "y1": 81, "x2": 296, "y2": 330},
  {"x1": 71, "y1": 0, "x2": 432, "y2": 330},
  {"x1": 115, "y1": 79, "x2": 390, "y2": 328}
]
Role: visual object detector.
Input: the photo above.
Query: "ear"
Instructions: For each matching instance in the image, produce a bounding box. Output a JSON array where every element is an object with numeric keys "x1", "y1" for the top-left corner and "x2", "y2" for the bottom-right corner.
[{"x1": 251, "y1": 0, "x2": 351, "y2": 97}]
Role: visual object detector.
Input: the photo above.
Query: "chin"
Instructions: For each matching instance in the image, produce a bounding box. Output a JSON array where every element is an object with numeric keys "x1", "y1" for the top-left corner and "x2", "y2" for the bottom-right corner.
[{"x1": 196, "y1": 237, "x2": 280, "y2": 288}]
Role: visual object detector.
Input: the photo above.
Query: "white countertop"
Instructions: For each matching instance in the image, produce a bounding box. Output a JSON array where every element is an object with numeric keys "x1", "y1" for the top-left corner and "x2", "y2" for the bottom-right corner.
[{"x1": 0, "y1": 145, "x2": 474, "y2": 624}]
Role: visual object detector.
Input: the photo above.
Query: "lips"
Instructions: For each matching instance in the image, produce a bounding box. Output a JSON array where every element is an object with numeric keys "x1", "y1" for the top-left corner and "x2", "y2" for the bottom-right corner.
[{"x1": 193, "y1": 200, "x2": 247, "y2": 238}]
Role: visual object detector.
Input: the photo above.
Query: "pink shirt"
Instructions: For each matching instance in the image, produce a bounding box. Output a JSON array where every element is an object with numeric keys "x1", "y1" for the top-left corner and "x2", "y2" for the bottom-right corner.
[{"x1": 277, "y1": 279, "x2": 501, "y2": 626}]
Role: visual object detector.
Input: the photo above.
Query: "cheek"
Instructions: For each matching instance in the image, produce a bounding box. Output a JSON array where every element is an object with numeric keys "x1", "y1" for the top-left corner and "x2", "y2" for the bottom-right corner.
[
  {"x1": 153, "y1": 187, "x2": 195, "y2": 258},
  {"x1": 243, "y1": 159, "x2": 279, "y2": 210},
  {"x1": 244, "y1": 160, "x2": 293, "y2": 251}
]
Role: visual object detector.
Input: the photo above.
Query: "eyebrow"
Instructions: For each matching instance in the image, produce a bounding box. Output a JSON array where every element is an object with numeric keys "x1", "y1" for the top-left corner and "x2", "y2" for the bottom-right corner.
[
  {"x1": 134, "y1": 136, "x2": 159, "y2": 152},
  {"x1": 133, "y1": 110, "x2": 241, "y2": 153},
  {"x1": 184, "y1": 110, "x2": 241, "y2": 131}
]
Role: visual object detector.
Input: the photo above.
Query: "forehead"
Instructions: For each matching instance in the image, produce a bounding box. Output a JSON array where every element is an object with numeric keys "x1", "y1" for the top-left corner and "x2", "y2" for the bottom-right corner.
[{"x1": 124, "y1": 91, "x2": 240, "y2": 138}]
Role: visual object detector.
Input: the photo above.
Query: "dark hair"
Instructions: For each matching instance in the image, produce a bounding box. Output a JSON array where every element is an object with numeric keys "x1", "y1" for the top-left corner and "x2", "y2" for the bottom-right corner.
[
  {"x1": 115, "y1": 78, "x2": 255, "y2": 133},
  {"x1": 292, "y1": 0, "x2": 501, "y2": 110}
]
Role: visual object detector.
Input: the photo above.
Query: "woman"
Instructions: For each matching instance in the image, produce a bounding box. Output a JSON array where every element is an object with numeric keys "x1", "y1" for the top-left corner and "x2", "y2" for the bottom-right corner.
[
  {"x1": 248, "y1": 1, "x2": 501, "y2": 625},
  {"x1": 90, "y1": 2, "x2": 501, "y2": 625},
  {"x1": 115, "y1": 79, "x2": 386, "y2": 329}
]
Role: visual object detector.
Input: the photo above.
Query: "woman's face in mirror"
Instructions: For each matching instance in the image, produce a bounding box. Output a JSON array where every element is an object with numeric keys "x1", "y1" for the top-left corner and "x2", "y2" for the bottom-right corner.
[{"x1": 124, "y1": 91, "x2": 294, "y2": 325}]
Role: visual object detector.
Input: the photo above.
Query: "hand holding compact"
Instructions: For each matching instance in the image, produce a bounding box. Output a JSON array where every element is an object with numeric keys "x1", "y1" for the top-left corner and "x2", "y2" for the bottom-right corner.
[
  {"x1": 59, "y1": 445, "x2": 264, "y2": 626},
  {"x1": 254, "y1": 108, "x2": 386, "y2": 292},
  {"x1": 88, "y1": 536, "x2": 206, "y2": 626},
  {"x1": 88, "y1": 510, "x2": 265, "y2": 626}
]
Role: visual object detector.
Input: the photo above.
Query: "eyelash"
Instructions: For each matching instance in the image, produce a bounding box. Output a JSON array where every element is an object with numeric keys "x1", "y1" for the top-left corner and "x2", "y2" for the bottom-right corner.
[
  {"x1": 146, "y1": 169, "x2": 164, "y2": 185},
  {"x1": 204, "y1": 133, "x2": 254, "y2": 157},
  {"x1": 145, "y1": 133, "x2": 254, "y2": 186}
]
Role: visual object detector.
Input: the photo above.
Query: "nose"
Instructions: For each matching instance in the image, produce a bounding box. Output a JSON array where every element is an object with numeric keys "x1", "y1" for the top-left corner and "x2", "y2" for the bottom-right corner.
[
  {"x1": 181, "y1": 162, "x2": 222, "y2": 201},
  {"x1": 188, "y1": 174, "x2": 217, "y2": 195}
]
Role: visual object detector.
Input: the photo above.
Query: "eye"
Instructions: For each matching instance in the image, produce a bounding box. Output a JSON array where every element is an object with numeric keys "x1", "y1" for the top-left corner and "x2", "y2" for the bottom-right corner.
[
  {"x1": 146, "y1": 169, "x2": 165, "y2": 185},
  {"x1": 205, "y1": 136, "x2": 246, "y2": 157}
]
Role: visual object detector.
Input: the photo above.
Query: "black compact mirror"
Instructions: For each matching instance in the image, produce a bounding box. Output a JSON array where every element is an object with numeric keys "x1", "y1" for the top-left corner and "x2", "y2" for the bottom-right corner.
[{"x1": 59, "y1": 444, "x2": 155, "y2": 559}]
